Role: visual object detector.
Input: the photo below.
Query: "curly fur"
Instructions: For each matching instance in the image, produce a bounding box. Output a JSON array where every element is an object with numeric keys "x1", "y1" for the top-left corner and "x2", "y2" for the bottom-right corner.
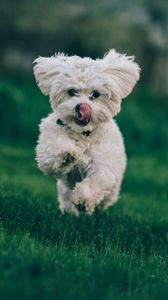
[{"x1": 33, "y1": 49, "x2": 140, "y2": 215}]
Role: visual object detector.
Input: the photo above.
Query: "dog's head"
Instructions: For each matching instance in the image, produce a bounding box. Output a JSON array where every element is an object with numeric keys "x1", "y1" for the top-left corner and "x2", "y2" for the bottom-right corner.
[{"x1": 34, "y1": 50, "x2": 140, "y2": 133}]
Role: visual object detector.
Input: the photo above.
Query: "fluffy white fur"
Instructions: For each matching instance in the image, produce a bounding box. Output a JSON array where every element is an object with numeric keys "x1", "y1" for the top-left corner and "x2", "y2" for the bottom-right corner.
[{"x1": 34, "y1": 49, "x2": 140, "y2": 215}]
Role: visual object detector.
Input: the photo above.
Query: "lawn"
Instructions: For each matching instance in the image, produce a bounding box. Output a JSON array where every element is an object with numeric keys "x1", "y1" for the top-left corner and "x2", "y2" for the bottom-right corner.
[
  {"x1": 0, "y1": 79, "x2": 168, "y2": 300},
  {"x1": 0, "y1": 143, "x2": 167, "y2": 300}
]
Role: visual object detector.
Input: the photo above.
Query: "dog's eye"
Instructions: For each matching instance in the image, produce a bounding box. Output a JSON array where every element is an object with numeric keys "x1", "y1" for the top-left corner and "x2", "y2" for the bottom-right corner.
[
  {"x1": 68, "y1": 88, "x2": 78, "y2": 97},
  {"x1": 90, "y1": 90, "x2": 100, "y2": 100}
]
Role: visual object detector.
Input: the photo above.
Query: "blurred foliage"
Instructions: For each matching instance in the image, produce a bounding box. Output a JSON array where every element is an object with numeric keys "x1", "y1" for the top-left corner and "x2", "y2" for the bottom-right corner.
[
  {"x1": 0, "y1": 76, "x2": 51, "y2": 143},
  {"x1": 0, "y1": 0, "x2": 168, "y2": 150},
  {"x1": 0, "y1": 0, "x2": 168, "y2": 94}
]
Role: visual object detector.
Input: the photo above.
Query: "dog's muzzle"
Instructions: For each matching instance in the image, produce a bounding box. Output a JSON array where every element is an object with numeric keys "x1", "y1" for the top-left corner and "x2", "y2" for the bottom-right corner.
[{"x1": 74, "y1": 103, "x2": 92, "y2": 127}]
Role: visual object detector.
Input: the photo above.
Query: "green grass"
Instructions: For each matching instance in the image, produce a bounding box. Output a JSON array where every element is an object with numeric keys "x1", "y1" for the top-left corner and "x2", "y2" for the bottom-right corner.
[{"x1": 0, "y1": 143, "x2": 168, "y2": 300}]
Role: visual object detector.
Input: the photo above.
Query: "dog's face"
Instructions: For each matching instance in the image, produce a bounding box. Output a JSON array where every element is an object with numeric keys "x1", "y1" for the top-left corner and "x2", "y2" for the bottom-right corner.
[{"x1": 34, "y1": 50, "x2": 140, "y2": 133}]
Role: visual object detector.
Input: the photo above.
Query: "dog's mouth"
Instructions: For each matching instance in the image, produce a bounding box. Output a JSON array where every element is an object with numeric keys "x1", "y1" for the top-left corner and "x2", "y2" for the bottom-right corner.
[{"x1": 74, "y1": 103, "x2": 92, "y2": 127}]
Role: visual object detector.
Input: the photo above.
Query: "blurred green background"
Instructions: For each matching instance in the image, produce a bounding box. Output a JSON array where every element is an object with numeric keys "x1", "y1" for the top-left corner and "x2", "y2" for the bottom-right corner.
[
  {"x1": 0, "y1": 0, "x2": 168, "y2": 299},
  {"x1": 0, "y1": 0, "x2": 168, "y2": 148}
]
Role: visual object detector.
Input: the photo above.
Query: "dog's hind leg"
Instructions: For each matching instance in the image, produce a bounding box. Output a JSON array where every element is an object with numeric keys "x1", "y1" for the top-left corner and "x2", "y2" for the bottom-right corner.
[
  {"x1": 100, "y1": 179, "x2": 122, "y2": 210},
  {"x1": 57, "y1": 179, "x2": 79, "y2": 215}
]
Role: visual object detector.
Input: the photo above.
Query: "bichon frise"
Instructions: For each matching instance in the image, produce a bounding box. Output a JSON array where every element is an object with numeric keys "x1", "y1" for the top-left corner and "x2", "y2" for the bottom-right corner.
[{"x1": 33, "y1": 50, "x2": 140, "y2": 215}]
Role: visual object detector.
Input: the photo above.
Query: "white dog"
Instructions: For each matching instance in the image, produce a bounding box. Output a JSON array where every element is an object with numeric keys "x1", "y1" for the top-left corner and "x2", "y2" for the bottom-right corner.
[{"x1": 33, "y1": 50, "x2": 140, "y2": 215}]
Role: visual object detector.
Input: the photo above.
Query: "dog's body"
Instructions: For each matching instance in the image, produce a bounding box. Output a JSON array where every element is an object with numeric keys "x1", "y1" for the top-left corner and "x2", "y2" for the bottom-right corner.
[{"x1": 34, "y1": 50, "x2": 140, "y2": 215}]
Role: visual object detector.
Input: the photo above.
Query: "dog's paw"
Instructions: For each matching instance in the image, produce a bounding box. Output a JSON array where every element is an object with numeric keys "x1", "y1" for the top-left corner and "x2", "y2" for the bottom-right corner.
[
  {"x1": 58, "y1": 150, "x2": 80, "y2": 173},
  {"x1": 72, "y1": 198, "x2": 95, "y2": 215},
  {"x1": 59, "y1": 199, "x2": 80, "y2": 216},
  {"x1": 62, "y1": 153, "x2": 76, "y2": 166},
  {"x1": 71, "y1": 182, "x2": 96, "y2": 215}
]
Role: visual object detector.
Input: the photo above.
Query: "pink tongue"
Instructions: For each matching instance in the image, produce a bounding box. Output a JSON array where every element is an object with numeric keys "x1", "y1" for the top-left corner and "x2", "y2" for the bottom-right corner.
[{"x1": 78, "y1": 103, "x2": 92, "y2": 121}]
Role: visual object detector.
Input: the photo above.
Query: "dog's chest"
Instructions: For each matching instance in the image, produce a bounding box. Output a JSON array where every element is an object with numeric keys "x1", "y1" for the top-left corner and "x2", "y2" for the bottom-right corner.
[{"x1": 72, "y1": 131, "x2": 101, "y2": 152}]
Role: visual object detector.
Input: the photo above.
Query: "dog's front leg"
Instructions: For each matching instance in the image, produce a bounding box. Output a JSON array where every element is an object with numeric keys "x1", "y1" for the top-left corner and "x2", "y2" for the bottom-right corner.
[
  {"x1": 35, "y1": 114, "x2": 87, "y2": 176},
  {"x1": 36, "y1": 140, "x2": 82, "y2": 176},
  {"x1": 71, "y1": 167, "x2": 115, "y2": 215}
]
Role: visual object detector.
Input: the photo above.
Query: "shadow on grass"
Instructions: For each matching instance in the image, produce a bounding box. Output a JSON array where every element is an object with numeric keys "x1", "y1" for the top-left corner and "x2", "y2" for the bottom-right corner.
[{"x1": 0, "y1": 183, "x2": 167, "y2": 260}]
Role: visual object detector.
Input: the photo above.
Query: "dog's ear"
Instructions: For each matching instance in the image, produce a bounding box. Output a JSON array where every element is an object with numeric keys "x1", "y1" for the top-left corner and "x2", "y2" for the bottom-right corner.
[
  {"x1": 33, "y1": 57, "x2": 55, "y2": 95},
  {"x1": 33, "y1": 54, "x2": 67, "y2": 95},
  {"x1": 102, "y1": 49, "x2": 140, "y2": 100}
]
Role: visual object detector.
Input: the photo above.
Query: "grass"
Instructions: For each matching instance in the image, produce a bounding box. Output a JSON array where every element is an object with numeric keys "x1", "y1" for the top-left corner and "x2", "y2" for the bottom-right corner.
[{"x1": 0, "y1": 143, "x2": 168, "y2": 300}]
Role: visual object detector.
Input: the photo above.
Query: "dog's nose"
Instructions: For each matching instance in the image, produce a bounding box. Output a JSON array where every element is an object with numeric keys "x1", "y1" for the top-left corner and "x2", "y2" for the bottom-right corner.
[{"x1": 74, "y1": 103, "x2": 92, "y2": 126}]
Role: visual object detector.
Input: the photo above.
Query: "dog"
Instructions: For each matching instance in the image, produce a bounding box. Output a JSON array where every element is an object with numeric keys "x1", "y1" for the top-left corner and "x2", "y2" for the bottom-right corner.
[{"x1": 33, "y1": 49, "x2": 140, "y2": 215}]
